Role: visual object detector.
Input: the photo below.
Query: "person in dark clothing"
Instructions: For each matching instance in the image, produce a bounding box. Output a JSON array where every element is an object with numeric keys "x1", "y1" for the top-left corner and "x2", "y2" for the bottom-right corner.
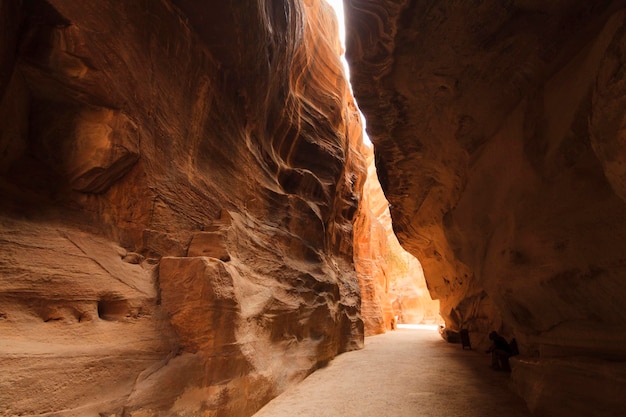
[{"x1": 486, "y1": 331, "x2": 512, "y2": 371}]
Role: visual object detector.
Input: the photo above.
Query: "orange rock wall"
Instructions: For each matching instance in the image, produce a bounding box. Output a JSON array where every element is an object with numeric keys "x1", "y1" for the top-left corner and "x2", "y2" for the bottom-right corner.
[
  {"x1": 354, "y1": 146, "x2": 440, "y2": 335},
  {"x1": 353, "y1": 147, "x2": 395, "y2": 335},
  {"x1": 346, "y1": 0, "x2": 626, "y2": 415},
  {"x1": 0, "y1": 1, "x2": 366, "y2": 416}
]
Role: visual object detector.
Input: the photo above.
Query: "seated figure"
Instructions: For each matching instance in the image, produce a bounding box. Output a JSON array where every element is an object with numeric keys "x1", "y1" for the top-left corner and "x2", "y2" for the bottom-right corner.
[{"x1": 486, "y1": 331, "x2": 513, "y2": 371}]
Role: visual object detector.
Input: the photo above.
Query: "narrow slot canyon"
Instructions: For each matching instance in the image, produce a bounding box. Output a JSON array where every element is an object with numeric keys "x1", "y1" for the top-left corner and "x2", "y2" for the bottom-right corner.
[{"x1": 1, "y1": 1, "x2": 625, "y2": 417}]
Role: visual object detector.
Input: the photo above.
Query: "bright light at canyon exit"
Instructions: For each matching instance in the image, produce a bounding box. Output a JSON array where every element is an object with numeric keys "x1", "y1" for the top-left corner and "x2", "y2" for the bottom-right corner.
[{"x1": 327, "y1": 0, "x2": 372, "y2": 147}]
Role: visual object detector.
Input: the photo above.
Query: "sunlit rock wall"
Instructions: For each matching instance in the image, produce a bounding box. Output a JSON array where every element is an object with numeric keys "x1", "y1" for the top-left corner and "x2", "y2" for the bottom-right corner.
[
  {"x1": 353, "y1": 146, "x2": 395, "y2": 335},
  {"x1": 354, "y1": 146, "x2": 439, "y2": 335},
  {"x1": 0, "y1": 1, "x2": 366, "y2": 416},
  {"x1": 346, "y1": 0, "x2": 626, "y2": 415},
  {"x1": 388, "y1": 250, "x2": 440, "y2": 327}
]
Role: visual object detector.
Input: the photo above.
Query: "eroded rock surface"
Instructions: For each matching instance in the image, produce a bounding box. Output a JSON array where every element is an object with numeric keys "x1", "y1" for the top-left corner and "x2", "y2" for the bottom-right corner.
[
  {"x1": 346, "y1": 0, "x2": 626, "y2": 415},
  {"x1": 354, "y1": 146, "x2": 439, "y2": 335},
  {"x1": 0, "y1": 1, "x2": 366, "y2": 416}
]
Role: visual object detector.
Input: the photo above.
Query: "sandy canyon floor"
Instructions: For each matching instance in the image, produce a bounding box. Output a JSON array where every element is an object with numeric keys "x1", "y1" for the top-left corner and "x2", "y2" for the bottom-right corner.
[{"x1": 253, "y1": 326, "x2": 532, "y2": 417}]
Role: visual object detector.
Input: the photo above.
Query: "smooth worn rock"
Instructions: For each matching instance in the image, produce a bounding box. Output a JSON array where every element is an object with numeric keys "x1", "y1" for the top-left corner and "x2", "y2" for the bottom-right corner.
[{"x1": 346, "y1": 0, "x2": 626, "y2": 415}]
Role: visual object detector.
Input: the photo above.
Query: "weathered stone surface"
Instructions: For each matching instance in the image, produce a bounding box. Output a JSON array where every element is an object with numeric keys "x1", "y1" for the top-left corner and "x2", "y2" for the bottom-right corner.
[
  {"x1": 354, "y1": 146, "x2": 439, "y2": 335},
  {"x1": 346, "y1": 0, "x2": 626, "y2": 414},
  {"x1": 187, "y1": 231, "x2": 231, "y2": 260},
  {"x1": 30, "y1": 105, "x2": 140, "y2": 193},
  {"x1": 159, "y1": 257, "x2": 239, "y2": 353},
  {"x1": 0, "y1": 0, "x2": 366, "y2": 416},
  {"x1": 0, "y1": 216, "x2": 173, "y2": 416}
]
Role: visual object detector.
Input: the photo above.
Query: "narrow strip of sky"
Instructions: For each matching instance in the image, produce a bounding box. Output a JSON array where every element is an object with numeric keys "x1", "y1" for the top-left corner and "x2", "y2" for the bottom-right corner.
[{"x1": 326, "y1": 0, "x2": 371, "y2": 146}]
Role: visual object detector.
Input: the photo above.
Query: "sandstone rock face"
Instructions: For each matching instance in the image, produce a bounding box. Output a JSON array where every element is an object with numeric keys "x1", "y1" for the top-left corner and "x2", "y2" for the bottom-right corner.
[
  {"x1": 0, "y1": 1, "x2": 366, "y2": 416},
  {"x1": 354, "y1": 146, "x2": 440, "y2": 335},
  {"x1": 388, "y1": 253, "x2": 440, "y2": 326},
  {"x1": 353, "y1": 147, "x2": 396, "y2": 335},
  {"x1": 346, "y1": 0, "x2": 626, "y2": 415}
]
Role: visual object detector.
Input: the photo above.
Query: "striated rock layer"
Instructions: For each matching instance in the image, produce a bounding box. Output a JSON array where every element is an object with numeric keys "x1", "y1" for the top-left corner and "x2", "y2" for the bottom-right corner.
[
  {"x1": 354, "y1": 145, "x2": 439, "y2": 335},
  {"x1": 0, "y1": 1, "x2": 367, "y2": 416},
  {"x1": 346, "y1": 0, "x2": 626, "y2": 415}
]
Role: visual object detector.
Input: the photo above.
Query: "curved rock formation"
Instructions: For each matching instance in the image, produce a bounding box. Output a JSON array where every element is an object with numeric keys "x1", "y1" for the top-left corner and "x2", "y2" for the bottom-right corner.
[
  {"x1": 346, "y1": 0, "x2": 626, "y2": 415},
  {"x1": 0, "y1": 1, "x2": 366, "y2": 416}
]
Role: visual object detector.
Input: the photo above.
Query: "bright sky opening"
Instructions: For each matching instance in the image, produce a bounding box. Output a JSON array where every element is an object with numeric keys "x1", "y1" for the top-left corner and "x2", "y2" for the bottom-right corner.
[{"x1": 326, "y1": 0, "x2": 372, "y2": 147}]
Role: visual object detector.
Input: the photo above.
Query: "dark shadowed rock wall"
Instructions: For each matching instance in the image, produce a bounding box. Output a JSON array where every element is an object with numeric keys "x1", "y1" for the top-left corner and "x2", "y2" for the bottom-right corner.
[
  {"x1": 0, "y1": 1, "x2": 367, "y2": 416},
  {"x1": 346, "y1": 0, "x2": 626, "y2": 415}
]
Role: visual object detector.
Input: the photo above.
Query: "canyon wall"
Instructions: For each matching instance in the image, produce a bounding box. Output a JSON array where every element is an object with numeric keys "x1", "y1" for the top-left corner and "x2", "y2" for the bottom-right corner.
[
  {"x1": 0, "y1": 1, "x2": 367, "y2": 416},
  {"x1": 346, "y1": 0, "x2": 626, "y2": 415},
  {"x1": 354, "y1": 146, "x2": 440, "y2": 335}
]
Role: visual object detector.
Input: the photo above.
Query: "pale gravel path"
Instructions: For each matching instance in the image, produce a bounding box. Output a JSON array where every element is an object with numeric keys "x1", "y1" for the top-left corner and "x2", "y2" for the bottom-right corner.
[{"x1": 253, "y1": 327, "x2": 532, "y2": 417}]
